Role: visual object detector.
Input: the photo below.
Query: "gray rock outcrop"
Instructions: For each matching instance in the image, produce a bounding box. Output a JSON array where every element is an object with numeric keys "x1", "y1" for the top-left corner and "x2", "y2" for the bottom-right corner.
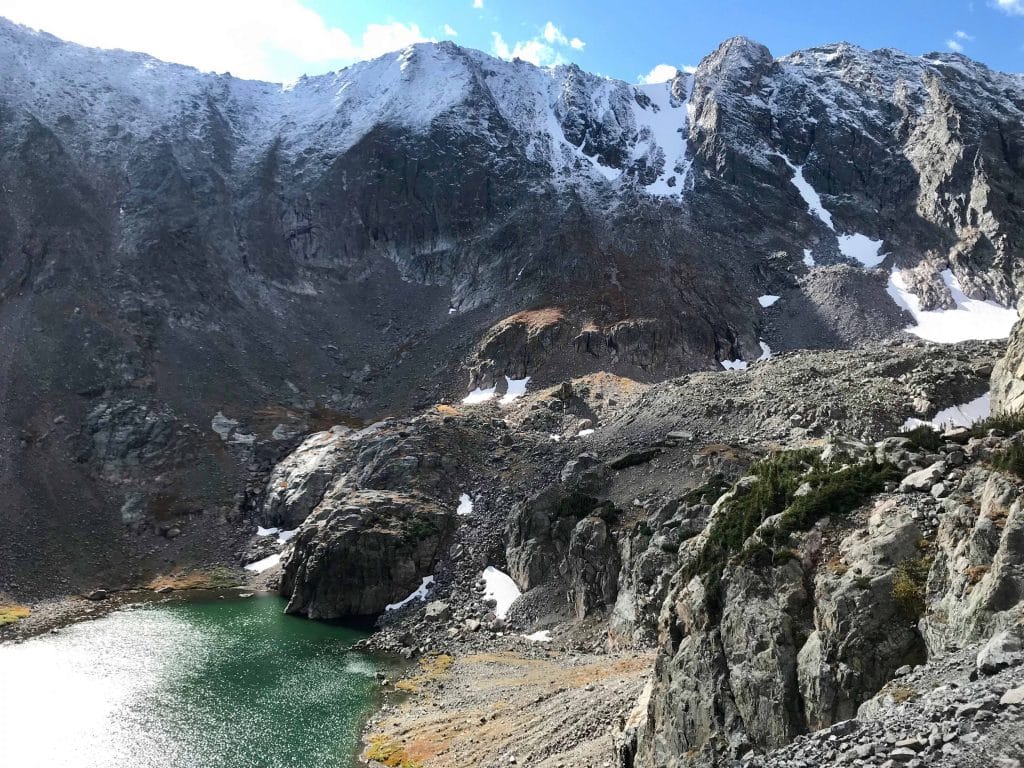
[{"x1": 280, "y1": 488, "x2": 455, "y2": 618}]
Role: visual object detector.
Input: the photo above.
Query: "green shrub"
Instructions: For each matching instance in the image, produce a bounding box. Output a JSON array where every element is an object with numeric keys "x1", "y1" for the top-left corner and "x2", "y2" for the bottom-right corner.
[
  {"x1": 775, "y1": 460, "x2": 901, "y2": 538},
  {"x1": 892, "y1": 555, "x2": 932, "y2": 618},
  {"x1": 900, "y1": 425, "x2": 942, "y2": 452},
  {"x1": 991, "y1": 442, "x2": 1024, "y2": 480},
  {"x1": 681, "y1": 475, "x2": 731, "y2": 506},
  {"x1": 970, "y1": 410, "x2": 1024, "y2": 438},
  {"x1": 737, "y1": 541, "x2": 798, "y2": 569},
  {"x1": 713, "y1": 450, "x2": 819, "y2": 545},
  {"x1": 694, "y1": 450, "x2": 898, "y2": 577}
]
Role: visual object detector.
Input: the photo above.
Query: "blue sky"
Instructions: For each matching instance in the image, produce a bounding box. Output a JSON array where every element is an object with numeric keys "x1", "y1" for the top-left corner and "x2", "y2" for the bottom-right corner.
[{"x1": 0, "y1": 0, "x2": 1021, "y2": 82}]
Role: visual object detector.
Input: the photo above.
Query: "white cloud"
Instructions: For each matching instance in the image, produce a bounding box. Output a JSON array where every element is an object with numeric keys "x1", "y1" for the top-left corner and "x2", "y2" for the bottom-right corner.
[
  {"x1": 946, "y1": 38, "x2": 964, "y2": 52},
  {"x1": 955, "y1": 30, "x2": 975, "y2": 40},
  {"x1": 638, "y1": 63, "x2": 679, "y2": 83},
  {"x1": 492, "y1": 32, "x2": 553, "y2": 65},
  {"x1": 491, "y1": 21, "x2": 585, "y2": 67},
  {"x1": 473, "y1": 0, "x2": 484, "y2": 8},
  {"x1": 443, "y1": 24, "x2": 458, "y2": 37},
  {"x1": 994, "y1": 0, "x2": 1024, "y2": 14},
  {"x1": 0, "y1": 0, "x2": 433, "y2": 81}
]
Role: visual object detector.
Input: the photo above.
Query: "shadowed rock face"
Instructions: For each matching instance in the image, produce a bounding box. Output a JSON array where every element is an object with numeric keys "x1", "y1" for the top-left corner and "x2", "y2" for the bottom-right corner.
[
  {"x1": 1, "y1": 17, "x2": 1023, "y2": 598},
  {"x1": 279, "y1": 488, "x2": 456, "y2": 619}
]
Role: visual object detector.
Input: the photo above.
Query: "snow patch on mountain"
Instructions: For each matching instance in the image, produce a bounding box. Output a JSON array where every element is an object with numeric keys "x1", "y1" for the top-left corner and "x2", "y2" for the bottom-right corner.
[
  {"x1": 463, "y1": 385, "x2": 497, "y2": 405},
  {"x1": 482, "y1": 566, "x2": 520, "y2": 619},
  {"x1": 886, "y1": 269, "x2": 1018, "y2": 343},
  {"x1": 776, "y1": 152, "x2": 886, "y2": 268},
  {"x1": 632, "y1": 74, "x2": 694, "y2": 195},
  {"x1": 837, "y1": 233, "x2": 885, "y2": 268},
  {"x1": 901, "y1": 392, "x2": 991, "y2": 431}
]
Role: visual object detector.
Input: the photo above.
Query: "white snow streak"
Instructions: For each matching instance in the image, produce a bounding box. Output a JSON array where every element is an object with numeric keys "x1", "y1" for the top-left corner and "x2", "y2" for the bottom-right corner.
[
  {"x1": 777, "y1": 154, "x2": 885, "y2": 268},
  {"x1": 722, "y1": 341, "x2": 772, "y2": 371},
  {"x1": 463, "y1": 385, "x2": 497, "y2": 404},
  {"x1": 633, "y1": 74, "x2": 694, "y2": 196},
  {"x1": 276, "y1": 528, "x2": 298, "y2": 544},
  {"x1": 523, "y1": 630, "x2": 552, "y2": 643},
  {"x1": 838, "y1": 233, "x2": 885, "y2": 268},
  {"x1": 385, "y1": 576, "x2": 435, "y2": 612},
  {"x1": 500, "y1": 376, "x2": 530, "y2": 404}
]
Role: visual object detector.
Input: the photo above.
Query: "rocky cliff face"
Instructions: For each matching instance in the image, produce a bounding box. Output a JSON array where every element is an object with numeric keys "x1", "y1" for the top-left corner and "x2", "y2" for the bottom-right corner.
[
  {"x1": 993, "y1": 317, "x2": 1024, "y2": 415},
  {"x1": 2, "y1": 17, "x2": 1024, "y2": 597},
  {"x1": 248, "y1": 339, "x2": 1022, "y2": 768}
]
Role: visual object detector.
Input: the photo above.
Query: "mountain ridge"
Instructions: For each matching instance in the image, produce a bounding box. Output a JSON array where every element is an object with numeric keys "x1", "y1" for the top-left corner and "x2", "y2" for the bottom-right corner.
[{"x1": 0, "y1": 13, "x2": 1022, "y2": 601}]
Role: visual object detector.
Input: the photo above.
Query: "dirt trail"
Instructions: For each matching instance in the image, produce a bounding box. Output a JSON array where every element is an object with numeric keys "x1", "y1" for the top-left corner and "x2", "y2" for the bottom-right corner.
[{"x1": 364, "y1": 648, "x2": 653, "y2": 768}]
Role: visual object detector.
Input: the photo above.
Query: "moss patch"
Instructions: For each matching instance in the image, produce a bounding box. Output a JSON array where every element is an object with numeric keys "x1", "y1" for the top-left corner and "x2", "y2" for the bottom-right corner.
[
  {"x1": 0, "y1": 603, "x2": 30, "y2": 626},
  {"x1": 365, "y1": 735, "x2": 423, "y2": 768},
  {"x1": 395, "y1": 653, "x2": 454, "y2": 694},
  {"x1": 147, "y1": 566, "x2": 241, "y2": 591}
]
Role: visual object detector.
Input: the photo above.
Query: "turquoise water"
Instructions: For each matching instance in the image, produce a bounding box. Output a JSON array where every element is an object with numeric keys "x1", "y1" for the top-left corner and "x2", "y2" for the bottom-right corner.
[{"x1": 0, "y1": 596, "x2": 377, "y2": 768}]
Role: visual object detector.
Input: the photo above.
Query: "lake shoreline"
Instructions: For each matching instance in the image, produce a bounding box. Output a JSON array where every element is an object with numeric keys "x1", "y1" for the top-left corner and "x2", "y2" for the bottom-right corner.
[
  {"x1": 0, "y1": 587, "x2": 272, "y2": 644},
  {"x1": 1, "y1": 592, "x2": 388, "y2": 767}
]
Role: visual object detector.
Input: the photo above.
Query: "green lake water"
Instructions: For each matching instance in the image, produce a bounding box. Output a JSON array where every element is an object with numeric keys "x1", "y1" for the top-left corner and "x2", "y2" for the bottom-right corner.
[{"x1": 0, "y1": 595, "x2": 377, "y2": 768}]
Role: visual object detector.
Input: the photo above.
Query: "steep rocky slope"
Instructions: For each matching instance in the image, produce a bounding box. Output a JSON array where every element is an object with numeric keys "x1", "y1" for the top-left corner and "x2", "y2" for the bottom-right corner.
[
  {"x1": 2, "y1": 17, "x2": 1024, "y2": 597},
  {"x1": 229, "y1": 337, "x2": 1021, "y2": 767}
]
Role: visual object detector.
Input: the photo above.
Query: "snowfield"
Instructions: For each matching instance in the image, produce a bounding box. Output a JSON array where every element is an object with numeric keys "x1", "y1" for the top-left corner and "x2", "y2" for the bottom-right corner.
[
  {"x1": 482, "y1": 566, "x2": 521, "y2": 619},
  {"x1": 887, "y1": 269, "x2": 1018, "y2": 343},
  {"x1": 901, "y1": 392, "x2": 991, "y2": 431},
  {"x1": 500, "y1": 376, "x2": 530, "y2": 404},
  {"x1": 463, "y1": 385, "x2": 497, "y2": 404},
  {"x1": 244, "y1": 553, "x2": 281, "y2": 573}
]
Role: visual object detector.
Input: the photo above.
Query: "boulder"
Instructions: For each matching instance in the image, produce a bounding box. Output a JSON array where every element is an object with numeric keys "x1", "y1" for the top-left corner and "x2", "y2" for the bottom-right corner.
[
  {"x1": 261, "y1": 429, "x2": 348, "y2": 529},
  {"x1": 797, "y1": 500, "x2": 927, "y2": 729},
  {"x1": 992, "y1": 317, "x2": 1024, "y2": 416},
  {"x1": 425, "y1": 600, "x2": 451, "y2": 622},
  {"x1": 280, "y1": 489, "x2": 456, "y2": 619},
  {"x1": 506, "y1": 485, "x2": 600, "y2": 590},
  {"x1": 976, "y1": 629, "x2": 1024, "y2": 675},
  {"x1": 567, "y1": 513, "x2": 620, "y2": 619},
  {"x1": 900, "y1": 461, "x2": 946, "y2": 493},
  {"x1": 608, "y1": 449, "x2": 662, "y2": 470},
  {"x1": 923, "y1": 468, "x2": 1024, "y2": 652}
]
